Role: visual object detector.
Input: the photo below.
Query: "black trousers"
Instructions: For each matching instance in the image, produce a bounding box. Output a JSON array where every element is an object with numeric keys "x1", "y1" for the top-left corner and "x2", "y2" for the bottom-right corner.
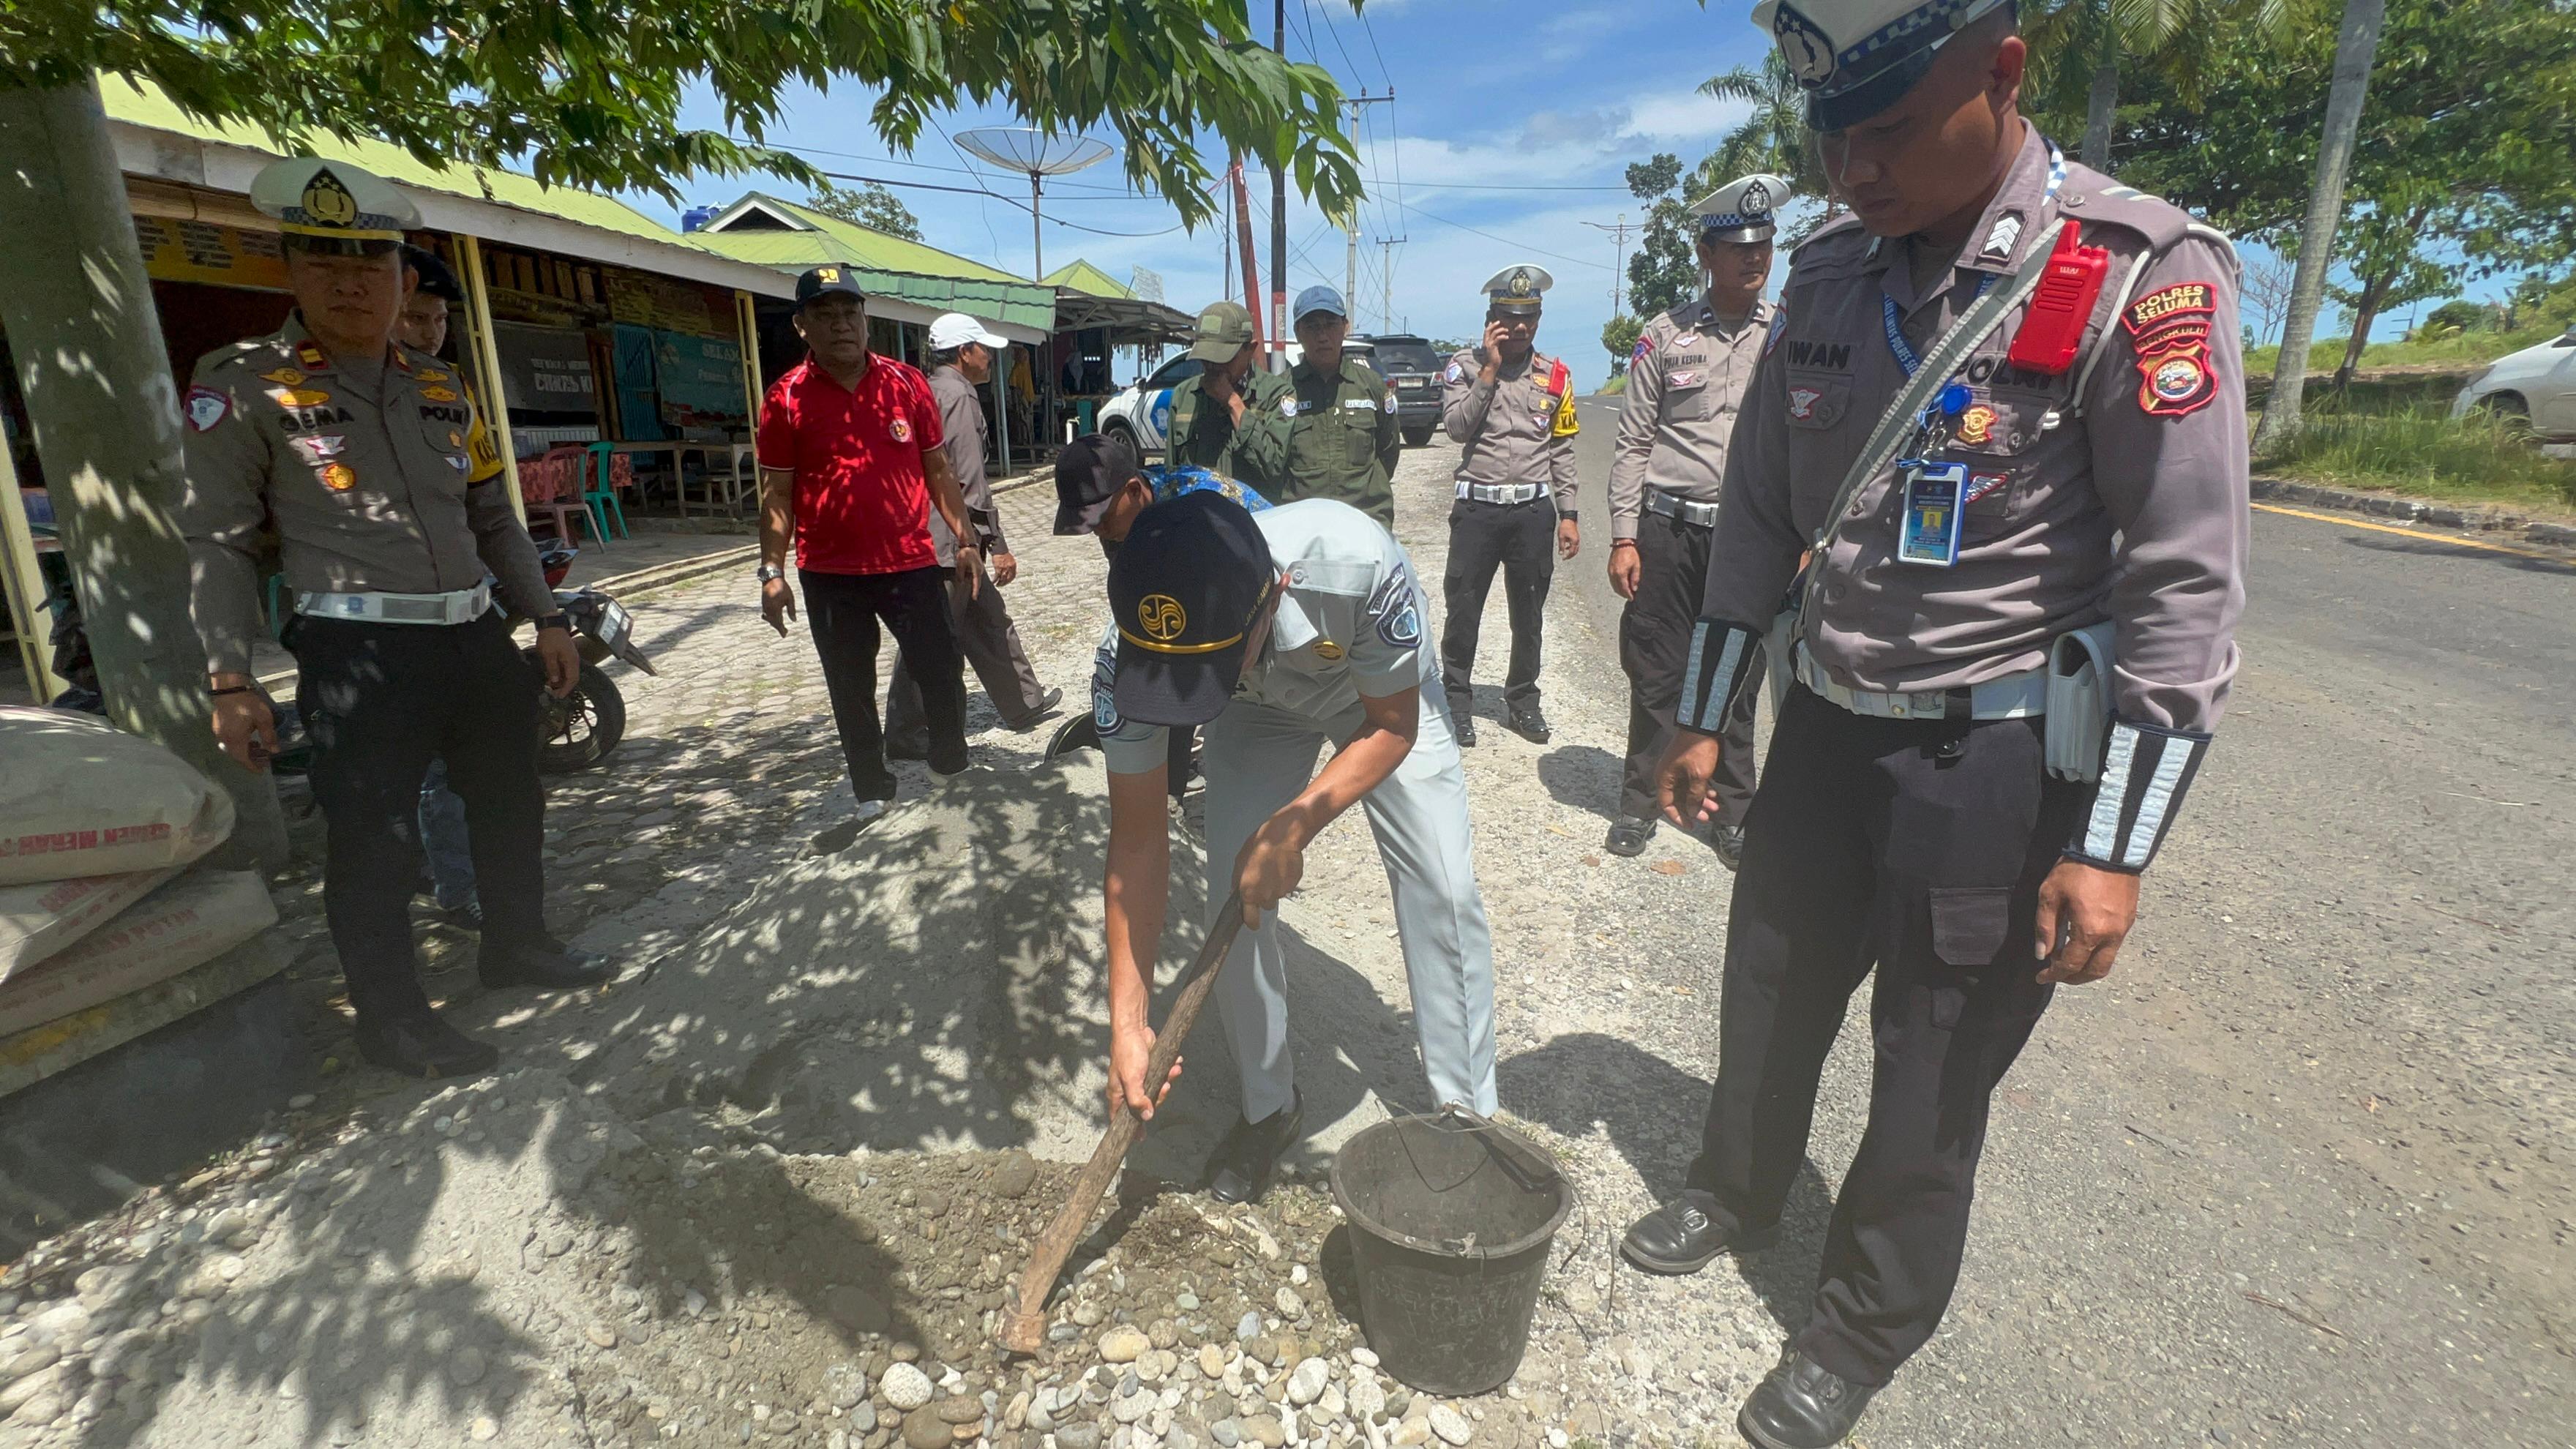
[
  {"x1": 1440, "y1": 497, "x2": 1557, "y2": 715},
  {"x1": 1688, "y1": 684, "x2": 2086, "y2": 1385},
  {"x1": 802, "y1": 566, "x2": 967, "y2": 798},
  {"x1": 288, "y1": 612, "x2": 544, "y2": 1025},
  {"x1": 883, "y1": 558, "x2": 1049, "y2": 744},
  {"x1": 1620, "y1": 509, "x2": 1759, "y2": 824}
]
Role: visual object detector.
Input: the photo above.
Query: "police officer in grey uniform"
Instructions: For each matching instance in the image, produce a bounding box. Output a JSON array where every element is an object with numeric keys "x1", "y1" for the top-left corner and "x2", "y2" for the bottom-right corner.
[
  {"x1": 183, "y1": 159, "x2": 614, "y2": 1080},
  {"x1": 1622, "y1": 4, "x2": 2250, "y2": 1444},
  {"x1": 1439, "y1": 265, "x2": 1580, "y2": 746},
  {"x1": 1606, "y1": 175, "x2": 1789, "y2": 863},
  {"x1": 886, "y1": 312, "x2": 1062, "y2": 752},
  {"x1": 1095, "y1": 492, "x2": 1497, "y2": 1205}
]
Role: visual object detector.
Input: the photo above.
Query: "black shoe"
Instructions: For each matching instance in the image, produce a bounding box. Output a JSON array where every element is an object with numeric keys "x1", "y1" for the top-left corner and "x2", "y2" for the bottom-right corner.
[
  {"x1": 1451, "y1": 710, "x2": 1478, "y2": 747},
  {"x1": 1710, "y1": 823, "x2": 1747, "y2": 870},
  {"x1": 1003, "y1": 688, "x2": 1066, "y2": 731},
  {"x1": 1207, "y1": 1090, "x2": 1304, "y2": 1205},
  {"x1": 1738, "y1": 1349, "x2": 1879, "y2": 1449},
  {"x1": 435, "y1": 898, "x2": 485, "y2": 933},
  {"x1": 354, "y1": 1011, "x2": 500, "y2": 1079},
  {"x1": 1603, "y1": 816, "x2": 1656, "y2": 857},
  {"x1": 1620, "y1": 1190, "x2": 1778, "y2": 1275},
  {"x1": 479, "y1": 937, "x2": 620, "y2": 991},
  {"x1": 1505, "y1": 702, "x2": 1551, "y2": 744},
  {"x1": 885, "y1": 735, "x2": 930, "y2": 762}
]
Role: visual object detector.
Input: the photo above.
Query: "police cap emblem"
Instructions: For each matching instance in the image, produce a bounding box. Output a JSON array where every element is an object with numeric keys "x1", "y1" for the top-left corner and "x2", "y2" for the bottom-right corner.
[
  {"x1": 1772, "y1": 3, "x2": 1837, "y2": 85},
  {"x1": 302, "y1": 169, "x2": 359, "y2": 228}
]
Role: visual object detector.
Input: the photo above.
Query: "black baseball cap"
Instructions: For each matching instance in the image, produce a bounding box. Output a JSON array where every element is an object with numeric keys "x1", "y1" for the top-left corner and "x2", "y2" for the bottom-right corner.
[
  {"x1": 1107, "y1": 490, "x2": 1278, "y2": 727},
  {"x1": 795, "y1": 263, "x2": 868, "y2": 307},
  {"x1": 1053, "y1": 431, "x2": 1144, "y2": 536},
  {"x1": 402, "y1": 244, "x2": 464, "y2": 303}
]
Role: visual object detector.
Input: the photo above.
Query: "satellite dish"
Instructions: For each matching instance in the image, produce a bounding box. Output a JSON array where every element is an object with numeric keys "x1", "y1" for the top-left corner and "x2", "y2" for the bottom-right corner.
[{"x1": 954, "y1": 127, "x2": 1115, "y2": 281}]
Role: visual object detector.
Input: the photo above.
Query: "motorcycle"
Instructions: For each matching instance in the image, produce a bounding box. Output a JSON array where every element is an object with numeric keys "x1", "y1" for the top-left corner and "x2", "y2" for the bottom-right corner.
[{"x1": 504, "y1": 542, "x2": 659, "y2": 774}]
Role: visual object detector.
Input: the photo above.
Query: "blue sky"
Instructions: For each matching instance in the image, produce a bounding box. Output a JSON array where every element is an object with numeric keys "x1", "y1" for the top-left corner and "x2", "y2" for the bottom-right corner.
[
  {"x1": 621, "y1": 0, "x2": 1780, "y2": 376},
  {"x1": 618, "y1": 0, "x2": 2470, "y2": 378}
]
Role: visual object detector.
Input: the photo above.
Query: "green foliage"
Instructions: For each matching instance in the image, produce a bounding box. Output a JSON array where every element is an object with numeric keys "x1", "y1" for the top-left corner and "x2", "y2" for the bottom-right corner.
[
  {"x1": 1625, "y1": 154, "x2": 1699, "y2": 320},
  {"x1": 0, "y1": 0, "x2": 1364, "y2": 224},
  {"x1": 1601, "y1": 314, "x2": 1643, "y2": 375},
  {"x1": 2259, "y1": 402, "x2": 2576, "y2": 511},
  {"x1": 806, "y1": 181, "x2": 921, "y2": 242},
  {"x1": 2420, "y1": 299, "x2": 2497, "y2": 335},
  {"x1": 1699, "y1": 55, "x2": 1827, "y2": 211},
  {"x1": 2248, "y1": 316, "x2": 2573, "y2": 376}
]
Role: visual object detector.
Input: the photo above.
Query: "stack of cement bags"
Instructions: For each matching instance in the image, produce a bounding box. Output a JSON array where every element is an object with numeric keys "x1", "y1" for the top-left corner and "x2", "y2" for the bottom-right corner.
[{"x1": 0, "y1": 706, "x2": 276, "y2": 1042}]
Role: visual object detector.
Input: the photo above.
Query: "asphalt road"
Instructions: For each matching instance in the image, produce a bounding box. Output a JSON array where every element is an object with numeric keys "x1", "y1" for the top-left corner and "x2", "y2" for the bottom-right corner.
[{"x1": 1554, "y1": 394, "x2": 2576, "y2": 1445}]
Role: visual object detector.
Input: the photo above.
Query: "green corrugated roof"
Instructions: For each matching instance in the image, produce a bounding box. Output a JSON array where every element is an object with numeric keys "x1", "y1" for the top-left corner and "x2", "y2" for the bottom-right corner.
[
  {"x1": 100, "y1": 76, "x2": 717, "y2": 255},
  {"x1": 691, "y1": 194, "x2": 1057, "y2": 332},
  {"x1": 1041, "y1": 259, "x2": 1131, "y2": 299}
]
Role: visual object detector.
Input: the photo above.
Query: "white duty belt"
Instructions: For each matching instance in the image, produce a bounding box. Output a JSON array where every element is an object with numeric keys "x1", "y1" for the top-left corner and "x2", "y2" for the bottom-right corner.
[
  {"x1": 294, "y1": 582, "x2": 493, "y2": 626},
  {"x1": 1793, "y1": 641, "x2": 2046, "y2": 721},
  {"x1": 1453, "y1": 481, "x2": 1548, "y2": 506},
  {"x1": 1643, "y1": 489, "x2": 1721, "y2": 528}
]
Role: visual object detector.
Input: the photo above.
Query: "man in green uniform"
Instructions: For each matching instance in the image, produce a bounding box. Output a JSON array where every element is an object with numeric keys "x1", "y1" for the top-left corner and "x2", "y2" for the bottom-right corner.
[
  {"x1": 1274, "y1": 285, "x2": 1402, "y2": 527},
  {"x1": 1164, "y1": 301, "x2": 1292, "y2": 479}
]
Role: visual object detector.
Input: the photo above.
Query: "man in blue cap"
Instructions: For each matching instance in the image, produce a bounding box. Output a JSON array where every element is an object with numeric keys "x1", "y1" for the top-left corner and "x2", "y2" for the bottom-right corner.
[
  {"x1": 1091, "y1": 491, "x2": 1497, "y2": 1205},
  {"x1": 1625, "y1": 2, "x2": 2250, "y2": 1444},
  {"x1": 1273, "y1": 285, "x2": 1403, "y2": 526}
]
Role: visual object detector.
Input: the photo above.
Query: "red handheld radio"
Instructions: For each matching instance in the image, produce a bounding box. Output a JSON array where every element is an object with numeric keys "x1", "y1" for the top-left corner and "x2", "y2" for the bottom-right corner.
[{"x1": 2006, "y1": 223, "x2": 2111, "y2": 375}]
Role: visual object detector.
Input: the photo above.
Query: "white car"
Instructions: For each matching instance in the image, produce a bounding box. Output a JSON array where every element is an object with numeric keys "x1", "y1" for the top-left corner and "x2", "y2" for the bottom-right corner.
[
  {"x1": 1095, "y1": 343, "x2": 1365, "y2": 457},
  {"x1": 2450, "y1": 323, "x2": 2576, "y2": 442}
]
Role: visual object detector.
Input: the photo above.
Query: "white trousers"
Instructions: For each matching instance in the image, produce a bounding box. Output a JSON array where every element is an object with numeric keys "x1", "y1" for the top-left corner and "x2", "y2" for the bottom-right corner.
[{"x1": 1199, "y1": 690, "x2": 1499, "y2": 1123}]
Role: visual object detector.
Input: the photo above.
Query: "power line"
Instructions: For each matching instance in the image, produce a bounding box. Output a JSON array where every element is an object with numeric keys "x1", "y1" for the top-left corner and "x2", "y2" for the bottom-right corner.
[
  {"x1": 1361, "y1": 179, "x2": 1631, "y2": 193},
  {"x1": 1395, "y1": 200, "x2": 1610, "y2": 271}
]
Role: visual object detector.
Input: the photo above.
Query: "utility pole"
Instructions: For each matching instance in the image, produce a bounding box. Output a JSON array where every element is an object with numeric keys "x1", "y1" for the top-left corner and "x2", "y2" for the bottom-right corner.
[
  {"x1": 1337, "y1": 90, "x2": 1395, "y2": 320},
  {"x1": 1269, "y1": 0, "x2": 1289, "y2": 372},
  {"x1": 1377, "y1": 236, "x2": 1407, "y2": 333},
  {"x1": 1582, "y1": 213, "x2": 1635, "y2": 315}
]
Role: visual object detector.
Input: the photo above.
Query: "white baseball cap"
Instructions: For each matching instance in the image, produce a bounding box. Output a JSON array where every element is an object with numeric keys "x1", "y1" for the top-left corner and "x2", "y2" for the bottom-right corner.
[{"x1": 928, "y1": 312, "x2": 1010, "y2": 351}]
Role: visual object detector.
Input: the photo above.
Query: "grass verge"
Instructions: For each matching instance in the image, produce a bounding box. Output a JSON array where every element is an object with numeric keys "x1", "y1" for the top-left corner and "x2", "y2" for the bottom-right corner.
[{"x1": 2255, "y1": 403, "x2": 2576, "y2": 514}]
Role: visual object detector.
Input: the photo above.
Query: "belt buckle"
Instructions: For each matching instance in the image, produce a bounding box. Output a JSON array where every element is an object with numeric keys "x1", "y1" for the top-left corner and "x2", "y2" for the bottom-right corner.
[{"x1": 1910, "y1": 691, "x2": 1947, "y2": 719}]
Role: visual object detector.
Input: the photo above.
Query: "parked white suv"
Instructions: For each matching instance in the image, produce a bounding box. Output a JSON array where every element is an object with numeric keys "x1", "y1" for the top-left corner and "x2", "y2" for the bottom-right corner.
[{"x1": 2450, "y1": 323, "x2": 2576, "y2": 442}]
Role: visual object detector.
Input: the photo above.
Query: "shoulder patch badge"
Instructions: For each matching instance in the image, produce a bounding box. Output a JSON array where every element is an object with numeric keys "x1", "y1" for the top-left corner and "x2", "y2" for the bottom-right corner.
[
  {"x1": 1764, "y1": 311, "x2": 1790, "y2": 356},
  {"x1": 1366, "y1": 571, "x2": 1422, "y2": 649},
  {"x1": 2124, "y1": 280, "x2": 2221, "y2": 419},
  {"x1": 1444, "y1": 361, "x2": 1466, "y2": 384},
  {"x1": 184, "y1": 386, "x2": 230, "y2": 433},
  {"x1": 1630, "y1": 334, "x2": 1653, "y2": 367}
]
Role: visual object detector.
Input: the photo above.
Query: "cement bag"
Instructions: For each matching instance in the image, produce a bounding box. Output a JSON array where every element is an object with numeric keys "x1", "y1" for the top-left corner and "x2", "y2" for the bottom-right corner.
[
  {"x1": 0, "y1": 866, "x2": 180, "y2": 984},
  {"x1": 0, "y1": 870, "x2": 276, "y2": 1040},
  {"x1": 0, "y1": 705, "x2": 234, "y2": 886}
]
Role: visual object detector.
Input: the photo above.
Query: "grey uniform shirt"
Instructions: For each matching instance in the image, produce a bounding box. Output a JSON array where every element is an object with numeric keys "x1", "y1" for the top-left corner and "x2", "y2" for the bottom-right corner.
[
  {"x1": 1096, "y1": 499, "x2": 1433, "y2": 774},
  {"x1": 1699, "y1": 125, "x2": 2250, "y2": 735},
  {"x1": 179, "y1": 312, "x2": 553, "y2": 675},
  {"x1": 1609, "y1": 297, "x2": 1772, "y2": 539},
  {"x1": 926, "y1": 363, "x2": 1003, "y2": 565},
  {"x1": 1440, "y1": 348, "x2": 1579, "y2": 508}
]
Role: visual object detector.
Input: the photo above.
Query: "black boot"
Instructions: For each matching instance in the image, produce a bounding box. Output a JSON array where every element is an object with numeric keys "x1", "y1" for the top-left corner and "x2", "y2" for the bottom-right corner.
[
  {"x1": 1603, "y1": 815, "x2": 1657, "y2": 857},
  {"x1": 1737, "y1": 1349, "x2": 1879, "y2": 1449},
  {"x1": 354, "y1": 1011, "x2": 500, "y2": 1079},
  {"x1": 1505, "y1": 700, "x2": 1550, "y2": 744},
  {"x1": 1207, "y1": 1090, "x2": 1304, "y2": 1205},
  {"x1": 479, "y1": 937, "x2": 620, "y2": 991},
  {"x1": 1709, "y1": 822, "x2": 1747, "y2": 869},
  {"x1": 1620, "y1": 1190, "x2": 1778, "y2": 1274},
  {"x1": 1450, "y1": 703, "x2": 1478, "y2": 746}
]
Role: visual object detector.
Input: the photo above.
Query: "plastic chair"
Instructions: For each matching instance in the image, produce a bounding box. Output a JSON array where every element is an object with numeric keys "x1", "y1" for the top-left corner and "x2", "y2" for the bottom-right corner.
[
  {"x1": 525, "y1": 448, "x2": 603, "y2": 549},
  {"x1": 582, "y1": 443, "x2": 630, "y2": 543}
]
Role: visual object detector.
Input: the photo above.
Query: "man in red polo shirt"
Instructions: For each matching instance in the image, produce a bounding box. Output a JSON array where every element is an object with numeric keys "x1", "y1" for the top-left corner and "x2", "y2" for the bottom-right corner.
[{"x1": 757, "y1": 264, "x2": 981, "y2": 834}]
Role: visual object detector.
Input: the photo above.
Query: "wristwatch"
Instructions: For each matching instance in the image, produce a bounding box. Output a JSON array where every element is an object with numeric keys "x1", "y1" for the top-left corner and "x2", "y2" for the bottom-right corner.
[
  {"x1": 536, "y1": 613, "x2": 570, "y2": 634},
  {"x1": 756, "y1": 564, "x2": 786, "y2": 584}
]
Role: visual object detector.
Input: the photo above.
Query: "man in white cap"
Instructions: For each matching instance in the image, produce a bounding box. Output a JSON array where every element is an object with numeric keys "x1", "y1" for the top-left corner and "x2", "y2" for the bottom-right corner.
[
  {"x1": 1438, "y1": 264, "x2": 1580, "y2": 746},
  {"x1": 886, "y1": 312, "x2": 1063, "y2": 754},
  {"x1": 180, "y1": 158, "x2": 614, "y2": 1079},
  {"x1": 1605, "y1": 173, "x2": 1789, "y2": 864},
  {"x1": 1624, "y1": 3, "x2": 2250, "y2": 1445}
]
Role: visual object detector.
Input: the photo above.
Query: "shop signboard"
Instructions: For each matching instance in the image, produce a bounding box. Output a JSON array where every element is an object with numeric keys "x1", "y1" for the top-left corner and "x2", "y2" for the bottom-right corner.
[
  {"x1": 132, "y1": 218, "x2": 288, "y2": 291},
  {"x1": 490, "y1": 321, "x2": 599, "y2": 414}
]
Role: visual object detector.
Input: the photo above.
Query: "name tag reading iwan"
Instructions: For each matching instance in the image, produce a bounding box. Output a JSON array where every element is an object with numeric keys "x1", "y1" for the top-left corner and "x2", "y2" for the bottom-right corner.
[{"x1": 1897, "y1": 462, "x2": 1968, "y2": 567}]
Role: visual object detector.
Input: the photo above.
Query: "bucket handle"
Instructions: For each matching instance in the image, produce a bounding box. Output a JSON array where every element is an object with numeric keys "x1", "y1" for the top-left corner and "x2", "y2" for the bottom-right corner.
[{"x1": 1412, "y1": 1103, "x2": 1563, "y2": 1197}]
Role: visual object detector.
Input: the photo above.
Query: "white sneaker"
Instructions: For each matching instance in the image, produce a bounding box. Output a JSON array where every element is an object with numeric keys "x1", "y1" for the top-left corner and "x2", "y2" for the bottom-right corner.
[
  {"x1": 928, "y1": 760, "x2": 973, "y2": 782},
  {"x1": 811, "y1": 798, "x2": 888, "y2": 854}
]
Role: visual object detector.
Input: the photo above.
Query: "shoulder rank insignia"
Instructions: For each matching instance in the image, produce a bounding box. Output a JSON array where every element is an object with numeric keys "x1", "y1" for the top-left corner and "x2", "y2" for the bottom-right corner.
[{"x1": 294, "y1": 341, "x2": 329, "y2": 370}]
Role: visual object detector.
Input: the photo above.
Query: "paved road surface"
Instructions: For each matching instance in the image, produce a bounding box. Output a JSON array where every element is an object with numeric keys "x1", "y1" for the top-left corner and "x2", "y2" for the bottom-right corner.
[{"x1": 1549, "y1": 393, "x2": 2575, "y2": 1445}]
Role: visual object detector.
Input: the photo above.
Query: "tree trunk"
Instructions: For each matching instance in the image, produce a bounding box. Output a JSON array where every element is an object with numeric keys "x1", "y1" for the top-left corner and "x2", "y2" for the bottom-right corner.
[
  {"x1": 0, "y1": 79, "x2": 286, "y2": 869},
  {"x1": 2251, "y1": 0, "x2": 2389, "y2": 457},
  {"x1": 2081, "y1": 31, "x2": 2120, "y2": 171},
  {"x1": 2332, "y1": 268, "x2": 2393, "y2": 394}
]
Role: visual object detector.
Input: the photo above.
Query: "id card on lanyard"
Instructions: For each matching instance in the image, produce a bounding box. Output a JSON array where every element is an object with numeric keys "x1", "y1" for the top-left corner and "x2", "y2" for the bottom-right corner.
[{"x1": 1896, "y1": 462, "x2": 1968, "y2": 566}]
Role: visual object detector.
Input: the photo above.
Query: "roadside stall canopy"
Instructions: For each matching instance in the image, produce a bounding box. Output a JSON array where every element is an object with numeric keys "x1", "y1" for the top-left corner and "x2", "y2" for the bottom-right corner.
[{"x1": 690, "y1": 195, "x2": 1055, "y2": 340}]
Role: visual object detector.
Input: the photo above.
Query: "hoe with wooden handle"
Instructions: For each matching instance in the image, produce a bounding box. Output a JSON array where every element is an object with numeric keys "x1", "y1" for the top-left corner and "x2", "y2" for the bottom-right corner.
[{"x1": 997, "y1": 892, "x2": 1248, "y2": 1355}]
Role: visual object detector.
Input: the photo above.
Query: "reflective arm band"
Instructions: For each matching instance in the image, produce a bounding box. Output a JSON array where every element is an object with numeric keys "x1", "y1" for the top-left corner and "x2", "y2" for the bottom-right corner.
[
  {"x1": 1677, "y1": 618, "x2": 1761, "y2": 733},
  {"x1": 2067, "y1": 718, "x2": 2213, "y2": 873}
]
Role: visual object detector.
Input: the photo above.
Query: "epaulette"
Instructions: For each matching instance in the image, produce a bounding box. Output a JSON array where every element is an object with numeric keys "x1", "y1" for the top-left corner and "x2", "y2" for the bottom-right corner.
[
  {"x1": 1783, "y1": 212, "x2": 1873, "y2": 282},
  {"x1": 193, "y1": 334, "x2": 283, "y2": 378},
  {"x1": 2058, "y1": 165, "x2": 2238, "y2": 272}
]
